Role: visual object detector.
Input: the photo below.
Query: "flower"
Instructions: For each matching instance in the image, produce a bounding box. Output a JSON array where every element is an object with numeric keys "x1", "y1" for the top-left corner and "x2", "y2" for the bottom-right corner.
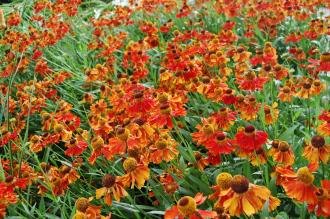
[
  {"x1": 219, "y1": 175, "x2": 280, "y2": 216},
  {"x1": 95, "y1": 174, "x2": 128, "y2": 206},
  {"x1": 308, "y1": 180, "x2": 330, "y2": 217},
  {"x1": 121, "y1": 157, "x2": 150, "y2": 189},
  {"x1": 164, "y1": 193, "x2": 217, "y2": 219},
  {"x1": 204, "y1": 132, "x2": 234, "y2": 155},
  {"x1": 149, "y1": 132, "x2": 179, "y2": 164},
  {"x1": 235, "y1": 126, "x2": 268, "y2": 152},
  {"x1": 268, "y1": 140, "x2": 295, "y2": 165},
  {"x1": 303, "y1": 136, "x2": 330, "y2": 164},
  {"x1": 276, "y1": 164, "x2": 318, "y2": 205}
]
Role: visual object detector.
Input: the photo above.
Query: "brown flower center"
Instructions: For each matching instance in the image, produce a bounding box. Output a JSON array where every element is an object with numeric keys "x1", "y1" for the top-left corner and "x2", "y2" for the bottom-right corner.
[
  {"x1": 244, "y1": 125, "x2": 255, "y2": 135},
  {"x1": 311, "y1": 136, "x2": 325, "y2": 148},
  {"x1": 272, "y1": 140, "x2": 280, "y2": 148},
  {"x1": 156, "y1": 141, "x2": 167, "y2": 150},
  {"x1": 102, "y1": 174, "x2": 116, "y2": 188},
  {"x1": 303, "y1": 82, "x2": 311, "y2": 90},
  {"x1": 230, "y1": 175, "x2": 249, "y2": 193},
  {"x1": 283, "y1": 86, "x2": 291, "y2": 93},
  {"x1": 278, "y1": 141, "x2": 290, "y2": 152},
  {"x1": 75, "y1": 197, "x2": 89, "y2": 213},
  {"x1": 216, "y1": 133, "x2": 226, "y2": 142}
]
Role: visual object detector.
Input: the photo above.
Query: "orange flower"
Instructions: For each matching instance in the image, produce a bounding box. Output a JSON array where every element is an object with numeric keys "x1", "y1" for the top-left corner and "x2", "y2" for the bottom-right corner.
[
  {"x1": 192, "y1": 118, "x2": 217, "y2": 146},
  {"x1": 263, "y1": 103, "x2": 279, "y2": 125},
  {"x1": 308, "y1": 180, "x2": 330, "y2": 217},
  {"x1": 149, "y1": 132, "x2": 178, "y2": 164},
  {"x1": 121, "y1": 157, "x2": 150, "y2": 189},
  {"x1": 268, "y1": 140, "x2": 295, "y2": 165},
  {"x1": 209, "y1": 172, "x2": 233, "y2": 208},
  {"x1": 194, "y1": 152, "x2": 209, "y2": 170},
  {"x1": 73, "y1": 197, "x2": 109, "y2": 219},
  {"x1": 296, "y1": 81, "x2": 313, "y2": 99},
  {"x1": 277, "y1": 86, "x2": 295, "y2": 102},
  {"x1": 302, "y1": 136, "x2": 330, "y2": 164},
  {"x1": 276, "y1": 164, "x2": 318, "y2": 205},
  {"x1": 235, "y1": 125, "x2": 268, "y2": 153},
  {"x1": 95, "y1": 174, "x2": 128, "y2": 206},
  {"x1": 219, "y1": 175, "x2": 280, "y2": 216},
  {"x1": 159, "y1": 173, "x2": 179, "y2": 194},
  {"x1": 164, "y1": 193, "x2": 217, "y2": 219}
]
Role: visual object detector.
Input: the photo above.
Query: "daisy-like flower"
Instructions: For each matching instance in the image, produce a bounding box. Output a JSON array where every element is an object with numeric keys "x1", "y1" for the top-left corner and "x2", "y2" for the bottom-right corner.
[
  {"x1": 263, "y1": 103, "x2": 279, "y2": 125},
  {"x1": 238, "y1": 70, "x2": 268, "y2": 91},
  {"x1": 311, "y1": 79, "x2": 326, "y2": 95},
  {"x1": 235, "y1": 125, "x2": 268, "y2": 153},
  {"x1": 213, "y1": 107, "x2": 237, "y2": 131},
  {"x1": 219, "y1": 175, "x2": 280, "y2": 216},
  {"x1": 192, "y1": 118, "x2": 217, "y2": 146},
  {"x1": 209, "y1": 172, "x2": 233, "y2": 208},
  {"x1": 277, "y1": 85, "x2": 295, "y2": 102},
  {"x1": 95, "y1": 174, "x2": 128, "y2": 206},
  {"x1": 308, "y1": 180, "x2": 330, "y2": 217},
  {"x1": 296, "y1": 80, "x2": 313, "y2": 99},
  {"x1": 204, "y1": 132, "x2": 234, "y2": 155},
  {"x1": 303, "y1": 136, "x2": 330, "y2": 164},
  {"x1": 149, "y1": 133, "x2": 179, "y2": 164},
  {"x1": 121, "y1": 157, "x2": 150, "y2": 189},
  {"x1": 268, "y1": 140, "x2": 295, "y2": 165},
  {"x1": 275, "y1": 163, "x2": 318, "y2": 205},
  {"x1": 164, "y1": 193, "x2": 217, "y2": 219},
  {"x1": 72, "y1": 197, "x2": 110, "y2": 219}
]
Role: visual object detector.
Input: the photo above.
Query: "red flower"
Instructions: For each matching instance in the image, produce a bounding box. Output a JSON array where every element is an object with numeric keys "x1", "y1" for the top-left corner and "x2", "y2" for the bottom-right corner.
[{"x1": 235, "y1": 126, "x2": 268, "y2": 152}]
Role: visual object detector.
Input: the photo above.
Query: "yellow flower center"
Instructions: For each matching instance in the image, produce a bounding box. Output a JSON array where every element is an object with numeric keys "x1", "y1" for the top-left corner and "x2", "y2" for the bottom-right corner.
[
  {"x1": 75, "y1": 197, "x2": 89, "y2": 213},
  {"x1": 230, "y1": 175, "x2": 250, "y2": 194},
  {"x1": 202, "y1": 124, "x2": 214, "y2": 135},
  {"x1": 297, "y1": 167, "x2": 314, "y2": 184},
  {"x1": 54, "y1": 124, "x2": 64, "y2": 133},
  {"x1": 123, "y1": 157, "x2": 137, "y2": 172},
  {"x1": 177, "y1": 196, "x2": 197, "y2": 216},
  {"x1": 216, "y1": 172, "x2": 233, "y2": 190}
]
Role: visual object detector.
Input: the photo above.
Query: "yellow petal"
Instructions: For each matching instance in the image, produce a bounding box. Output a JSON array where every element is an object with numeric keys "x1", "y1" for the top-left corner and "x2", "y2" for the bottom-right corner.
[
  {"x1": 242, "y1": 196, "x2": 256, "y2": 216},
  {"x1": 95, "y1": 187, "x2": 107, "y2": 199}
]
